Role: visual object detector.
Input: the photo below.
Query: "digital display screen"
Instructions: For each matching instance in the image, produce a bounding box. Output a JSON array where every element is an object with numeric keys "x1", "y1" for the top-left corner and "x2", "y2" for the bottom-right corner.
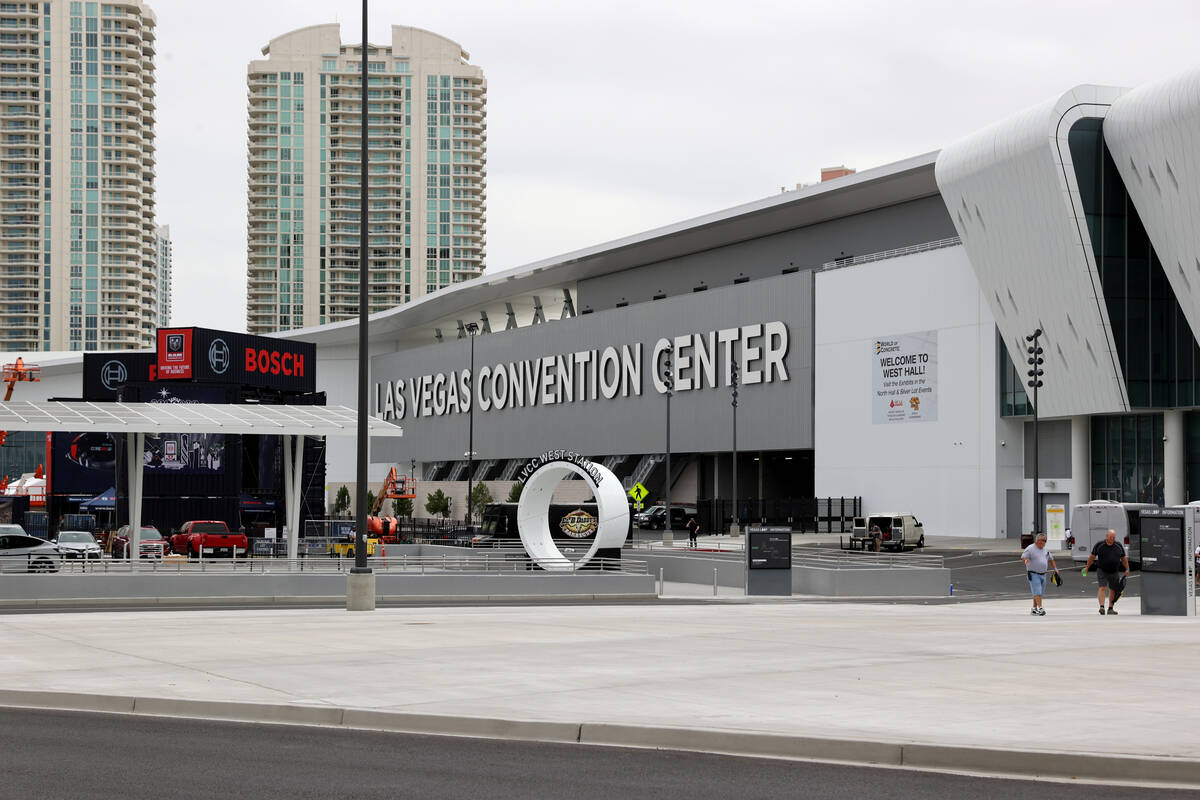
[
  {"x1": 749, "y1": 531, "x2": 791, "y2": 569},
  {"x1": 1140, "y1": 516, "x2": 1185, "y2": 574}
]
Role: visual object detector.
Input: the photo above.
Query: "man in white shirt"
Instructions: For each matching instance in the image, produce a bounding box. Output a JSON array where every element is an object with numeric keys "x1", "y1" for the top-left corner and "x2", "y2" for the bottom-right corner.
[{"x1": 1021, "y1": 532, "x2": 1060, "y2": 616}]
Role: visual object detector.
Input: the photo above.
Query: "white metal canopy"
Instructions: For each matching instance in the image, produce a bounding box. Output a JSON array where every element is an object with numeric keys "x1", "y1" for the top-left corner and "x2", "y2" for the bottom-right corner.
[
  {"x1": 0, "y1": 401, "x2": 403, "y2": 438},
  {"x1": 0, "y1": 401, "x2": 402, "y2": 566}
]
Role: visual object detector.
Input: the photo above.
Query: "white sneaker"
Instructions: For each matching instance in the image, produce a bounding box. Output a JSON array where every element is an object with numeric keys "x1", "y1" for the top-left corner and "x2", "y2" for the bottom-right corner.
[
  {"x1": 1036, "y1": 608, "x2": 1046, "y2": 616},
  {"x1": 1030, "y1": 607, "x2": 1038, "y2": 615}
]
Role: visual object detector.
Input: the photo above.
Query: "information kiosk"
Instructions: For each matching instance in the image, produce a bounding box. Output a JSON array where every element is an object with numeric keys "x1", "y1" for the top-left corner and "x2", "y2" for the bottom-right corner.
[
  {"x1": 746, "y1": 525, "x2": 792, "y2": 596},
  {"x1": 1137, "y1": 508, "x2": 1196, "y2": 617}
]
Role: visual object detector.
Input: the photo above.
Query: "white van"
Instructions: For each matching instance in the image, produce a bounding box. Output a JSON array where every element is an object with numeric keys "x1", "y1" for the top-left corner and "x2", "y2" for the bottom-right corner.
[
  {"x1": 1069, "y1": 501, "x2": 1155, "y2": 567},
  {"x1": 850, "y1": 513, "x2": 925, "y2": 551}
]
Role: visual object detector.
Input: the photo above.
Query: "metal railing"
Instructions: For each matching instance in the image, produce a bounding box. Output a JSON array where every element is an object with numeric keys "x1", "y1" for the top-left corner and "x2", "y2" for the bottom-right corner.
[
  {"x1": 818, "y1": 236, "x2": 962, "y2": 272},
  {"x1": 698, "y1": 497, "x2": 862, "y2": 534},
  {"x1": 0, "y1": 552, "x2": 646, "y2": 576},
  {"x1": 625, "y1": 539, "x2": 743, "y2": 554},
  {"x1": 792, "y1": 548, "x2": 944, "y2": 570}
]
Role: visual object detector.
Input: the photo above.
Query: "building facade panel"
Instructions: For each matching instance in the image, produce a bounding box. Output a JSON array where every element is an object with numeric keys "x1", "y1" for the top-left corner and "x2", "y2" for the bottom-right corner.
[
  {"x1": 369, "y1": 272, "x2": 813, "y2": 465},
  {"x1": 935, "y1": 86, "x2": 1129, "y2": 418},
  {"x1": 815, "y1": 245, "x2": 1023, "y2": 539}
]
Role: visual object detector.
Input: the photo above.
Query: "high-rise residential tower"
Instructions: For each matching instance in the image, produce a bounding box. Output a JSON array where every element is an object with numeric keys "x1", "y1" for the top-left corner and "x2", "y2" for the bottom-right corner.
[
  {"x1": 0, "y1": 0, "x2": 164, "y2": 352},
  {"x1": 245, "y1": 25, "x2": 487, "y2": 334},
  {"x1": 153, "y1": 222, "x2": 170, "y2": 326}
]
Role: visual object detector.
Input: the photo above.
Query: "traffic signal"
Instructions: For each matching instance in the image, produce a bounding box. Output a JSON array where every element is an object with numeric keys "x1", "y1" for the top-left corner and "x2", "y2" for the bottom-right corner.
[
  {"x1": 0, "y1": 431, "x2": 8, "y2": 446},
  {"x1": 662, "y1": 343, "x2": 674, "y2": 394}
]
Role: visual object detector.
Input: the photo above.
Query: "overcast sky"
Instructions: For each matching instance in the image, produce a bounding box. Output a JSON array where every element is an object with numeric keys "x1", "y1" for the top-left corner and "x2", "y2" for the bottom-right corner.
[{"x1": 155, "y1": 0, "x2": 1200, "y2": 332}]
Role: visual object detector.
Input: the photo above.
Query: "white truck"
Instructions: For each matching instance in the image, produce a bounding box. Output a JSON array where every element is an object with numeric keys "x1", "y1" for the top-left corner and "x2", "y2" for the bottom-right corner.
[
  {"x1": 847, "y1": 513, "x2": 925, "y2": 552},
  {"x1": 1069, "y1": 500, "x2": 1155, "y2": 568}
]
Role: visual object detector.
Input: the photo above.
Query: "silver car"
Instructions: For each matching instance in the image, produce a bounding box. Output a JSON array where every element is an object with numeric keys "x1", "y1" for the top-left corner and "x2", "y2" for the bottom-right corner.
[
  {"x1": 53, "y1": 530, "x2": 102, "y2": 560},
  {"x1": 0, "y1": 525, "x2": 61, "y2": 573}
]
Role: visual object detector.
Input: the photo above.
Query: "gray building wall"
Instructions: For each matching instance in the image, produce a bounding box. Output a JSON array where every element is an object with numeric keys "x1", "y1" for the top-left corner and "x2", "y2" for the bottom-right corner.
[
  {"x1": 371, "y1": 272, "x2": 813, "y2": 464},
  {"x1": 1023, "y1": 419, "x2": 1072, "y2": 479},
  {"x1": 577, "y1": 195, "x2": 955, "y2": 312}
]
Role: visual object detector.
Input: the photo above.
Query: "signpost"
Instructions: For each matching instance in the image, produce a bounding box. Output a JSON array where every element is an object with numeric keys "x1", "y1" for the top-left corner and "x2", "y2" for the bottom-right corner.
[{"x1": 629, "y1": 483, "x2": 648, "y2": 514}]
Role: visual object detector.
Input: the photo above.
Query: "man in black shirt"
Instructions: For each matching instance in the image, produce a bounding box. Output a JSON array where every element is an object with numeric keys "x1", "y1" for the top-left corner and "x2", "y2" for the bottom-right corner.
[{"x1": 1083, "y1": 529, "x2": 1130, "y2": 615}]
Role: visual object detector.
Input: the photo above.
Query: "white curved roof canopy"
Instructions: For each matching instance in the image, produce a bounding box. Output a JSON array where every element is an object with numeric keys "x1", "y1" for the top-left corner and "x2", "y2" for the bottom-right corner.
[
  {"x1": 1105, "y1": 67, "x2": 1200, "y2": 353},
  {"x1": 935, "y1": 85, "x2": 1130, "y2": 417}
]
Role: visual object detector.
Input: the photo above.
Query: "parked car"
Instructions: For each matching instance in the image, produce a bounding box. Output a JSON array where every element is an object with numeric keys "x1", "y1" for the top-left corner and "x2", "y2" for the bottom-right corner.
[
  {"x1": 849, "y1": 513, "x2": 925, "y2": 551},
  {"x1": 169, "y1": 520, "x2": 247, "y2": 558},
  {"x1": 0, "y1": 525, "x2": 61, "y2": 573},
  {"x1": 636, "y1": 504, "x2": 697, "y2": 531},
  {"x1": 110, "y1": 525, "x2": 166, "y2": 559},
  {"x1": 52, "y1": 530, "x2": 101, "y2": 560}
]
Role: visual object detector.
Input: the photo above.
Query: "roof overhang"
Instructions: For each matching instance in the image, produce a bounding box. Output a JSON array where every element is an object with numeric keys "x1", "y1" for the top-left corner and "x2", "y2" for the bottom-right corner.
[{"x1": 281, "y1": 151, "x2": 941, "y2": 349}]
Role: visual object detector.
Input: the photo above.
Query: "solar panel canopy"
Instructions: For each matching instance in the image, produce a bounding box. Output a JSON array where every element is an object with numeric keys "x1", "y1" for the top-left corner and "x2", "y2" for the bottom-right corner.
[{"x1": 0, "y1": 401, "x2": 403, "y2": 437}]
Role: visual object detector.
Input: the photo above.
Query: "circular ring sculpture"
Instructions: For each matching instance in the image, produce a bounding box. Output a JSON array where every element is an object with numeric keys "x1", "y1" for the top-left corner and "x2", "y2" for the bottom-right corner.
[{"x1": 516, "y1": 457, "x2": 629, "y2": 571}]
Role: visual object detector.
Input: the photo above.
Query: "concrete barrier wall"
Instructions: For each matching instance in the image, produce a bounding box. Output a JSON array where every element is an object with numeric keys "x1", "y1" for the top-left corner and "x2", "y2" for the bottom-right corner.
[
  {"x1": 0, "y1": 571, "x2": 655, "y2": 603},
  {"x1": 793, "y1": 565, "x2": 950, "y2": 597},
  {"x1": 634, "y1": 553, "x2": 745, "y2": 588}
]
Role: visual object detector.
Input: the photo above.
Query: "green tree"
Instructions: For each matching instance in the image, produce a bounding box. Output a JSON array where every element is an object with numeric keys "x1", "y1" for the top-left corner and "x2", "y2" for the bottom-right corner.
[
  {"x1": 469, "y1": 482, "x2": 494, "y2": 521},
  {"x1": 334, "y1": 486, "x2": 351, "y2": 517},
  {"x1": 392, "y1": 497, "x2": 413, "y2": 519},
  {"x1": 506, "y1": 482, "x2": 523, "y2": 502},
  {"x1": 367, "y1": 490, "x2": 377, "y2": 514},
  {"x1": 425, "y1": 489, "x2": 451, "y2": 518}
]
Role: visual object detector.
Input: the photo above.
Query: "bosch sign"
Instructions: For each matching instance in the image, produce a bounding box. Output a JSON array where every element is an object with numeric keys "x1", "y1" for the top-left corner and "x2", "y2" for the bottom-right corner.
[
  {"x1": 245, "y1": 347, "x2": 305, "y2": 378},
  {"x1": 191, "y1": 328, "x2": 314, "y2": 392}
]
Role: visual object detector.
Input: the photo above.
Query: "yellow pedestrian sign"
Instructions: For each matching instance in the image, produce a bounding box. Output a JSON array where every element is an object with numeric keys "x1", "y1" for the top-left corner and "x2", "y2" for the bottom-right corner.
[{"x1": 629, "y1": 483, "x2": 649, "y2": 503}]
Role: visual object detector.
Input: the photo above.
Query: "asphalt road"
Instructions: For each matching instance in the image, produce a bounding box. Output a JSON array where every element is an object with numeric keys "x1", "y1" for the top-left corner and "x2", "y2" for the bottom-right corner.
[{"x1": 1, "y1": 709, "x2": 1195, "y2": 800}]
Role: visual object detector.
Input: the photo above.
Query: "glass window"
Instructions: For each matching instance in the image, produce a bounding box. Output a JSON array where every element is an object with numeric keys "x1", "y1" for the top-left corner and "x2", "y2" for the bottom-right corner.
[{"x1": 1069, "y1": 118, "x2": 1200, "y2": 409}]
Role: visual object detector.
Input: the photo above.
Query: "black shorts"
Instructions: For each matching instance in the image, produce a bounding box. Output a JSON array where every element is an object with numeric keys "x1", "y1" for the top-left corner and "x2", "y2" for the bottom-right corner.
[{"x1": 1097, "y1": 569, "x2": 1122, "y2": 591}]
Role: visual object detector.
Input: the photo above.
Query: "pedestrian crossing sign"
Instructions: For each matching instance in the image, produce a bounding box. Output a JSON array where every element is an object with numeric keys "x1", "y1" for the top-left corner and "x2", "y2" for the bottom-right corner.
[{"x1": 629, "y1": 483, "x2": 649, "y2": 503}]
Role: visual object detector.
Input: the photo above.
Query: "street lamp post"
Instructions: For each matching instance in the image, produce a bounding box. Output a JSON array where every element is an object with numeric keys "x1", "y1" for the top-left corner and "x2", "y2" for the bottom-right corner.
[
  {"x1": 465, "y1": 322, "x2": 479, "y2": 526},
  {"x1": 1026, "y1": 329, "x2": 1045, "y2": 537},
  {"x1": 348, "y1": 0, "x2": 373, "y2": 610},
  {"x1": 731, "y1": 360, "x2": 740, "y2": 536},
  {"x1": 662, "y1": 342, "x2": 674, "y2": 543}
]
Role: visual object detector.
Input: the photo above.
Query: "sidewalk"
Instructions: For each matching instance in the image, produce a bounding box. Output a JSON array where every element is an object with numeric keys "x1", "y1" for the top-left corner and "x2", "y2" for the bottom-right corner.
[{"x1": 1, "y1": 597, "x2": 1197, "y2": 785}]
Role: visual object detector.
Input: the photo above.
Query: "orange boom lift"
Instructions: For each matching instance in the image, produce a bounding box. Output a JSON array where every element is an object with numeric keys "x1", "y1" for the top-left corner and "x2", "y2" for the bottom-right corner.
[{"x1": 365, "y1": 466, "x2": 417, "y2": 541}]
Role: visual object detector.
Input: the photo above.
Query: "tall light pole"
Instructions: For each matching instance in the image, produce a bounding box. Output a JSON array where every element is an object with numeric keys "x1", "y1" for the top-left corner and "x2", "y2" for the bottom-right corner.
[
  {"x1": 348, "y1": 0, "x2": 373, "y2": 609},
  {"x1": 465, "y1": 322, "x2": 479, "y2": 526},
  {"x1": 731, "y1": 359, "x2": 740, "y2": 536},
  {"x1": 662, "y1": 342, "x2": 674, "y2": 543},
  {"x1": 1026, "y1": 328, "x2": 1044, "y2": 537}
]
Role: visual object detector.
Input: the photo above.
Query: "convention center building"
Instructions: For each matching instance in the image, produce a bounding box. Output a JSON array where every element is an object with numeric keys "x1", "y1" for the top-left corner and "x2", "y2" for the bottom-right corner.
[
  {"x1": 282, "y1": 65, "x2": 1200, "y2": 540},
  {"x1": 12, "y1": 66, "x2": 1200, "y2": 540}
]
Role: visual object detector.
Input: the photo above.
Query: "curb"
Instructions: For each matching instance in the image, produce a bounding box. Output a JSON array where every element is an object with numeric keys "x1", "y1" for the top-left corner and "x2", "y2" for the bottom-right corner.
[
  {"x1": 1, "y1": 690, "x2": 1197, "y2": 788},
  {"x1": 0, "y1": 593, "x2": 660, "y2": 611}
]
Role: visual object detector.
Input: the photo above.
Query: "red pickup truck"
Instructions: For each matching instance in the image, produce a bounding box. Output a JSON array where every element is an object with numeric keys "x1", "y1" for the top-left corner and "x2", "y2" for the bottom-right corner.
[{"x1": 169, "y1": 520, "x2": 247, "y2": 558}]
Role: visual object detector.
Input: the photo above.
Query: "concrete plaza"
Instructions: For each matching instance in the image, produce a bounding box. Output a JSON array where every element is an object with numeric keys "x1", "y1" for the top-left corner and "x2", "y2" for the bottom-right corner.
[{"x1": 1, "y1": 595, "x2": 1198, "y2": 786}]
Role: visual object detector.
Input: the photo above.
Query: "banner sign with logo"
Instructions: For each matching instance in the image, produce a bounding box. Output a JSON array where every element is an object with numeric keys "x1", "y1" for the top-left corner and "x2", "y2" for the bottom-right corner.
[
  {"x1": 157, "y1": 328, "x2": 193, "y2": 379},
  {"x1": 83, "y1": 352, "x2": 158, "y2": 400},
  {"x1": 142, "y1": 328, "x2": 316, "y2": 392},
  {"x1": 871, "y1": 330, "x2": 938, "y2": 424}
]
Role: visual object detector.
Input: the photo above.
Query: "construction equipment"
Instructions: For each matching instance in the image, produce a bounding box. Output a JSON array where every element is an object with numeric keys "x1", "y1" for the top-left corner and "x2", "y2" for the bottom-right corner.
[
  {"x1": 369, "y1": 466, "x2": 417, "y2": 513},
  {"x1": 2, "y1": 357, "x2": 39, "y2": 402},
  {"x1": 365, "y1": 467, "x2": 417, "y2": 543},
  {"x1": 0, "y1": 358, "x2": 39, "y2": 447}
]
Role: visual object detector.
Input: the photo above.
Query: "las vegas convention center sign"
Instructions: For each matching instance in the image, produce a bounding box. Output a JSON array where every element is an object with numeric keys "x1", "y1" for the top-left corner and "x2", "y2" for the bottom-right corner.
[{"x1": 373, "y1": 322, "x2": 791, "y2": 421}]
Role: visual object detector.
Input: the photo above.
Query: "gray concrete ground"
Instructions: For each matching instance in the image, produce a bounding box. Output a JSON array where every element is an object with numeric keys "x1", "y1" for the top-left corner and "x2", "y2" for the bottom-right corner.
[{"x1": 1, "y1": 596, "x2": 1198, "y2": 787}]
